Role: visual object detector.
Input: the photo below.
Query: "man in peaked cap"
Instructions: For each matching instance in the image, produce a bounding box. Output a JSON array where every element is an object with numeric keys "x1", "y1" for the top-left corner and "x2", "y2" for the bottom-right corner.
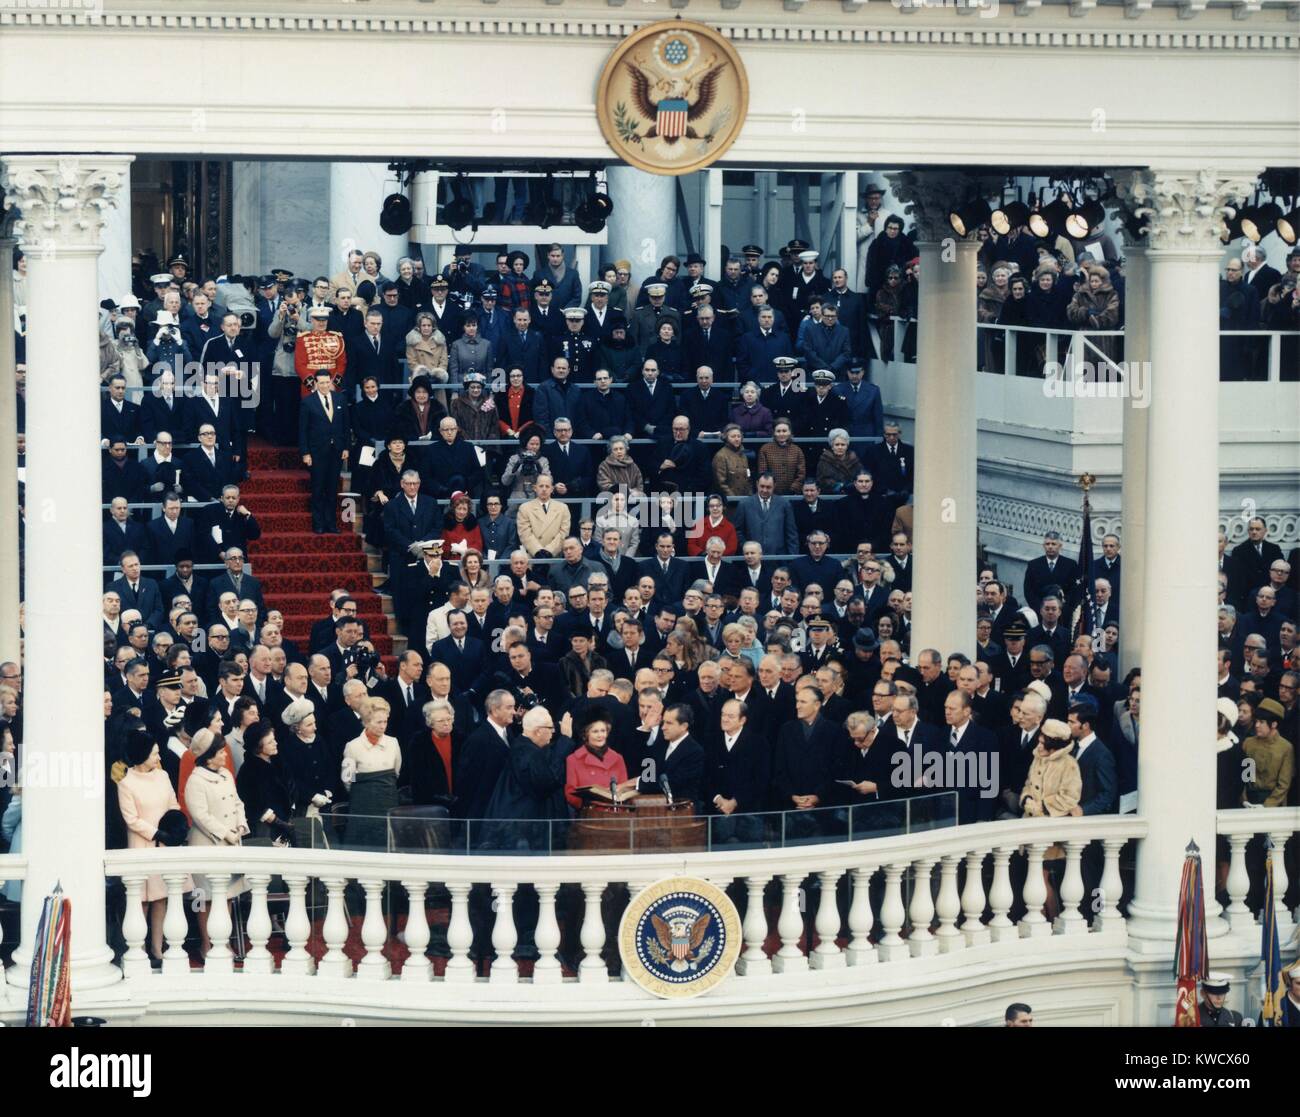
[
  {"x1": 630, "y1": 281, "x2": 681, "y2": 355},
  {"x1": 1198, "y1": 973, "x2": 1244, "y2": 1027},
  {"x1": 789, "y1": 248, "x2": 831, "y2": 322},
  {"x1": 295, "y1": 305, "x2": 348, "y2": 397}
]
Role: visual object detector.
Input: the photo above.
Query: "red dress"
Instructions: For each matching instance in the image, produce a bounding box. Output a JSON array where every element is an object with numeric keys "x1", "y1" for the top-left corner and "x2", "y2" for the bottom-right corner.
[
  {"x1": 443, "y1": 521, "x2": 484, "y2": 559},
  {"x1": 686, "y1": 514, "x2": 739, "y2": 557}
]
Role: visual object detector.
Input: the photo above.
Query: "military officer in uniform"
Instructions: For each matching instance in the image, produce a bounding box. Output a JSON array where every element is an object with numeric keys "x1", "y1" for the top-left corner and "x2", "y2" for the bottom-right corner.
[
  {"x1": 1198, "y1": 972, "x2": 1244, "y2": 1027},
  {"x1": 630, "y1": 281, "x2": 682, "y2": 356},
  {"x1": 741, "y1": 244, "x2": 765, "y2": 283},
  {"x1": 553, "y1": 307, "x2": 599, "y2": 383},
  {"x1": 294, "y1": 306, "x2": 349, "y2": 396},
  {"x1": 796, "y1": 368, "x2": 850, "y2": 475}
]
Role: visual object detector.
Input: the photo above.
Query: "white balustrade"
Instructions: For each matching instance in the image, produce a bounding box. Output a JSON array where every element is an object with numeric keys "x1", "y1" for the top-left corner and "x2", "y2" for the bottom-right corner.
[
  {"x1": 1215, "y1": 808, "x2": 1300, "y2": 935},
  {"x1": 1094, "y1": 839, "x2": 1126, "y2": 934},
  {"x1": 1224, "y1": 834, "x2": 1253, "y2": 932},
  {"x1": 772, "y1": 873, "x2": 808, "y2": 973},
  {"x1": 846, "y1": 866, "x2": 876, "y2": 966},
  {"x1": 960, "y1": 851, "x2": 989, "y2": 947},
  {"x1": 1054, "y1": 841, "x2": 1088, "y2": 935},
  {"x1": 119, "y1": 874, "x2": 150, "y2": 979},
  {"x1": 1268, "y1": 830, "x2": 1295, "y2": 936},
  {"x1": 318, "y1": 877, "x2": 351, "y2": 979},
  {"x1": 1019, "y1": 843, "x2": 1051, "y2": 938},
  {"x1": 398, "y1": 879, "x2": 432, "y2": 982},
  {"x1": 877, "y1": 863, "x2": 908, "y2": 962},
  {"x1": 579, "y1": 881, "x2": 608, "y2": 983},
  {"x1": 907, "y1": 859, "x2": 937, "y2": 957},
  {"x1": 161, "y1": 874, "x2": 190, "y2": 977},
  {"x1": 443, "y1": 882, "x2": 475, "y2": 983},
  {"x1": 282, "y1": 875, "x2": 315, "y2": 977},
  {"x1": 356, "y1": 878, "x2": 390, "y2": 980},
  {"x1": 987, "y1": 847, "x2": 1016, "y2": 943},
  {"x1": 490, "y1": 881, "x2": 518, "y2": 984},
  {"x1": 810, "y1": 869, "x2": 845, "y2": 969},
  {"x1": 736, "y1": 874, "x2": 772, "y2": 976},
  {"x1": 243, "y1": 874, "x2": 275, "y2": 975},
  {"x1": 934, "y1": 855, "x2": 963, "y2": 953},
  {"x1": 531, "y1": 884, "x2": 563, "y2": 984},
  {"x1": 205, "y1": 873, "x2": 234, "y2": 975}
]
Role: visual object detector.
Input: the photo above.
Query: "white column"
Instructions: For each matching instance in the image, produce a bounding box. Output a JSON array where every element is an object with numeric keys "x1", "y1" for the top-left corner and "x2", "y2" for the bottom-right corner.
[
  {"x1": 1114, "y1": 221, "x2": 1150, "y2": 674},
  {"x1": 328, "y1": 162, "x2": 410, "y2": 280},
  {"x1": 0, "y1": 211, "x2": 19, "y2": 664},
  {"x1": 840, "y1": 172, "x2": 859, "y2": 288},
  {"x1": 1122, "y1": 168, "x2": 1259, "y2": 957},
  {"x1": 2, "y1": 155, "x2": 133, "y2": 992},
  {"x1": 96, "y1": 160, "x2": 131, "y2": 301},
  {"x1": 605, "y1": 164, "x2": 676, "y2": 281},
  {"x1": 703, "y1": 169, "x2": 724, "y2": 277}
]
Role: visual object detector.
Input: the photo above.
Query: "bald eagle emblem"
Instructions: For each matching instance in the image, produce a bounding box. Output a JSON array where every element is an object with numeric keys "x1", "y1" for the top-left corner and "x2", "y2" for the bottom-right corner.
[
  {"x1": 648, "y1": 906, "x2": 715, "y2": 973},
  {"x1": 616, "y1": 29, "x2": 731, "y2": 163}
]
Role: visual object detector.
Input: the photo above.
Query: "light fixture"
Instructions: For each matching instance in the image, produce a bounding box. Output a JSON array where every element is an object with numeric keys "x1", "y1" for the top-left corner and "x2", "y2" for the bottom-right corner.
[
  {"x1": 1241, "y1": 201, "x2": 1281, "y2": 243},
  {"x1": 1065, "y1": 199, "x2": 1106, "y2": 239},
  {"x1": 1277, "y1": 206, "x2": 1300, "y2": 245},
  {"x1": 379, "y1": 193, "x2": 412, "y2": 236},
  {"x1": 1029, "y1": 191, "x2": 1074, "y2": 239},
  {"x1": 990, "y1": 200, "x2": 1030, "y2": 236},
  {"x1": 949, "y1": 199, "x2": 991, "y2": 238},
  {"x1": 574, "y1": 187, "x2": 615, "y2": 235}
]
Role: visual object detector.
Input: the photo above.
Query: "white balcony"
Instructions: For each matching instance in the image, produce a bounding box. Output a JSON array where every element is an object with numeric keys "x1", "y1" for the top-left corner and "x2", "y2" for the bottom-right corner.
[{"x1": 2, "y1": 809, "x2": 1294, "y2": 1026}]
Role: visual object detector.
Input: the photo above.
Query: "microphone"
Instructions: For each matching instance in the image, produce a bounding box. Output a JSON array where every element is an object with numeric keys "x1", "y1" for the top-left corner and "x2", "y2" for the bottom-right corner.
[
  {"x1": 661, "y1": 774, "x2": 674, "y2": 807},
  {"x1": 609, "y1": 776, "x2": 620, "y2": 804}
]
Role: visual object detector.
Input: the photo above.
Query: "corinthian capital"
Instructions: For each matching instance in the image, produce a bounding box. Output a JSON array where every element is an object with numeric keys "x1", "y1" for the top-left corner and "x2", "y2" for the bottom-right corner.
[
  {"x1": 1114, "y1": 167, "x2": 1260, "y2": 253},
  {"x1": 886, "y1": 170, "x2": 1005, "y2": 243},
  {"x1": 1, "y1": 156, "x2": 133, "y2": 255}
]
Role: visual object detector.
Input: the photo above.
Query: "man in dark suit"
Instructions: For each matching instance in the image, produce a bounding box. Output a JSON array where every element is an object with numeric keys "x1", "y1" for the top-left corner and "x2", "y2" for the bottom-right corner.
[
  {"x1": 100, "y1": 375, "x2": 143, "y2": 445},
  {"x1": 453, "y1": 689, "x2": 517, "y2": 821},
  {"x1": 640, "y1": 532, "x2": 690, "y2": 604},
  {"x1": 199, "y1": 313, "x2": 257, "y2": 376},
  {"x1": 721, "y1": 542, "x2": 773, "y2": 603},
  {"x1": 110, "y1": 552, "x2": 165, "y2": 631},
  {"x1": 371, "y1": 650, "x2": 430, "y2": 724},
  {"x1": 865, "y1": 423, "x2": 913, "y2": 509},
  {"x1": 350, "y1": 309, "x2": 402, "y2": 387},
  {"x1": 190, "y1": 370, "x2": 246, "y2": 465},
  {"x1": 654, "y1": 416, "x2": 711, "y2": 492},
  {"x1": 298, "y1": 371, "x2": 349, "y2": 534},
  {"x1": 1089, "y1": 533, "x2": 1123, "y2": 612},
  {"x1": 140, "y1": 370, "x2": 190, "y2": 444},
  {"x1": 771, "y1": 685, "x2": 843, "y2": 832},
  {"x1": 103, "y1": 496, "x2": 151, "y2": 568},
  {"x1": 706, "y1": 697, "x2": 771, "y2": 837},
  {"x1": 182, "y1": 422, "x2": 237, "y2": 503},
  {"x1": 1227, "y1": 518, "x2": 1283, "y2": 611},
  {"x1": 101, "y1": 440, "x2": 150, "y2": 505},
  {"x1": 1027, "y1": 595, "x2": 1072, "y2": 668},
  {"x1": 1022, "y1": 531, "x2": 1080, "y2": 613},
  {"x1": 733, "y1": 473, "x2": 798, "y2": 557},
  {"x1": 987, "y1": 621, "x2": 1031, "y2": 693},
  {"x1": 544, "y1": 419, "x2": 595, "y2": 498},
  {"x1": 675, "y1": 365, "x2": 730, "y2": 440},
  {"x1": 625, "y1": 360, "x2": 678, "y2": 453},
  {"x1": 631, "y1": 702, "x2": 705, "y2": 808},
  {"x1": 207, "y1": 547, "x2": 266, "y2": 623},
  {"x1": 682, "y1": 310, "x2": 735, "y2": 388},
  {"x1": 428, "y1": 612, "x2": 488, "y2": 697},
  {"x1": 500, "y1": 309, "x2": 548, "y2": 386},
  {"x1": 160, "y1": 554, "x2": 210, "y2": 620},
  {"x1": 382, "y1": 470, "x2": 440, "y2": 620},
  {"x1": 940, "y1": 690, "x2": 999, "y2": 823},
  {"x1": 198, "y1": 484, "x2": 262, "y2": 563},
  {"x1": 145, "y1": 496, "x2": 196, "y2": 570},
  {"x1": 491, "y1": 642, "x2": 565, "y2": 720},
  {"x1": 737, "y1": 309, "x2": 795, "y2": 383},
  {"x1": 886, "y1": 692, "x2": 946, "y2": 803}
]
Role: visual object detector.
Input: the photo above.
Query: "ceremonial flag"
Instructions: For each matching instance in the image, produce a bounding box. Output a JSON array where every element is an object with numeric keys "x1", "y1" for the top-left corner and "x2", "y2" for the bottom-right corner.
[
  {"x1": 1072, "y1": 487, "x2": 1097, "y2": 644},
  {"x1": 26, "y1": 883, "x2": 72, "y2": 1028},
  {"x1": 1172, "y1": 839, "x2": 1207, "y2": 1027},
  {"x1": 1259, "y1": 840, "x2": 1284, "y2": 1027}
]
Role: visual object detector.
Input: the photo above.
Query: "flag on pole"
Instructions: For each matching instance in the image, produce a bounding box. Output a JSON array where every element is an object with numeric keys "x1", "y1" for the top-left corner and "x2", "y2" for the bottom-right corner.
[
  {"x1": 1172, "y1": 839, "x2": 1208, "y2": 1027},
  {"x1": 1072, "y1": 474, "x2": 1098, "y2": 646},
  {"x1": 1259, "y1": 840, "x2": 1284, "y2": 1027},
  {"x1": 26, "y1": 882, "x2": 72, "y2": 1028}
]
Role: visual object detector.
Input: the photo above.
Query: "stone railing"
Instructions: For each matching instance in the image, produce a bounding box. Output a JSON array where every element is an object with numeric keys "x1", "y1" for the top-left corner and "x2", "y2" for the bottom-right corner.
[{"x1": 1215, "y1": 806, "x2": 1300, "y2": 940}]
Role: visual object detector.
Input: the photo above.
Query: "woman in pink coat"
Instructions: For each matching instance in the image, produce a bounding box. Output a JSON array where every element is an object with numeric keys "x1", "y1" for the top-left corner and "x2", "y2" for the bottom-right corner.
[{"x1": 117, "y1": 727, "x2": 191, "y2": 965}]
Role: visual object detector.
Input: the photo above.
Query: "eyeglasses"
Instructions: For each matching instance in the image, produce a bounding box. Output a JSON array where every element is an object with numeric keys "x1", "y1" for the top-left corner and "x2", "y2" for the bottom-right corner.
[{"x1": 1029, "y1": 658, "x2": 1049, "y2": 666}]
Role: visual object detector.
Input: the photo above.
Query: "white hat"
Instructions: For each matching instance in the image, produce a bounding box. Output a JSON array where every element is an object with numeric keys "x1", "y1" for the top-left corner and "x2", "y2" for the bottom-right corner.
[
  {"x1": 1040, "y1": 718, "x2": 1070, "y2": 742},
  {"x1": 280, "y1": 698, "x2": 315, "y2": 727},
  {"x1": 798, "y1": 250, "x2": 820, "y2": 263},
  {"x1": 1202, "y1": 972, "x2": 1231, "y2": 993},
  {"x1": 154, "y1": 311, "x2": 177, "y2": 327},
  {"x1": 307, "y1": 306, "x2": 331, "y2": 319},
  {"x1": 1026, "y1": 680, "x2": 1053, "y2": 703},
  {"x1": 1216, "y1": 697, "x2": 1239, "y2": 725},
  {"x1": 150, "y1": 272, "x2": 173, "y2": 286},
  {"x1": 117, "y1": 294, "x2": 141, "y2": 310}
]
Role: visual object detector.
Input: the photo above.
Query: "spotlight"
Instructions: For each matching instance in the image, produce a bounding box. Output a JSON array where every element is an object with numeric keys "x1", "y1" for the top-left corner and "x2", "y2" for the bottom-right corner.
[
  {"x1": 990, "y1": 200, "x2": 1030, "y2": 236},
  {"x1": 1241, "y1": 201, "x2": 1281, "y2": 243},
  {"x1": 1029, "y1": 192, "x2": 1074, "y2": 239},
  {"x1": 525, "y1": 175, "x2": 563, "y2": 229},
  {"x1": 1277, "y1": 206, "x2": 1300, "y2": 246},
  {"x1": 949, "y1": 199, "x2": 992, "y2": 238},
  {"x1": 379, "y1": 193, "x2": 412, "y2": 236},
  {"x1": 1065, "y1": 199, "x2": 1106, "y2": 240},
  {"x1": 444, "y1": 196, "x2": 475, "y2": 232},
  {"x1": 574, "y1": 190, "x2": 615, "y2": 235}
]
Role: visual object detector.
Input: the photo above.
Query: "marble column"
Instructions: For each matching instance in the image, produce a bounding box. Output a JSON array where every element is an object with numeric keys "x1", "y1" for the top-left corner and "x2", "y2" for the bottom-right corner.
[
  {"x1": 1, "y1": 155, "x2": 134, "y2": 991},
  {"x1": 604, "y1": 164, "x2": 676, "y2": 280},
  {"x1": 95, "y1": 160, "x2": 132, "y2": 301},
  {"x1": 887, "y1": 172, "x2": 999, "y2": 658},
  {"x1": 328, "y1": 162, "x2": 411, "y2": 281},
  {"x1": 1121, "y1": 168, "x2": 1259, "y2": 960},
  {"x1": 0, "y1": 209, "x2": 18, "y2": 664}
]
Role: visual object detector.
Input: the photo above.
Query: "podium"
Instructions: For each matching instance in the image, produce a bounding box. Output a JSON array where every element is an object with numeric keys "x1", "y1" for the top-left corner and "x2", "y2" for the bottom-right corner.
[{"x1": 569, "y1": 794, "x2": 706, "y2": 854}]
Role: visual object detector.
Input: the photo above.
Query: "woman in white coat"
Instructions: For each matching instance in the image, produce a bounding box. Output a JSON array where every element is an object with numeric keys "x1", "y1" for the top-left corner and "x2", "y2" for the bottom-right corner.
[{"x1": 184, "y1": 727, "x2": 249, "y2": 956}]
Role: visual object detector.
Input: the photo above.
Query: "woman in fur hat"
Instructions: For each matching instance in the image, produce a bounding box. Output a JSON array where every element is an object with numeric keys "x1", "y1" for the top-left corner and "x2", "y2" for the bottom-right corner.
[
  {"x1": 978, "y1": 261, "x2": 1014, "y2": 371},
  {"x1": 1066, "y1": 263, "x2": 1121, "y2": 361},
  {"x1": 405, "y1": 312, "x2": 450, "y2": 410},
  {"x1": 185, "y1": 726, "x2": 249, "y2": 955},
  {"x1": 118, "y1": 721, "x2": 191, "y2": 964},
  {"x1": 1019, "y1": 718, "x2": 1081, "y2": 920}
]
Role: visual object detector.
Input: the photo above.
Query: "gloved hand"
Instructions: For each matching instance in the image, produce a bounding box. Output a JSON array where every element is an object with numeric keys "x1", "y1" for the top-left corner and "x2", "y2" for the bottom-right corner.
[
  {"x1": 407, "y1": 540, "x2": 427, "y2": 558},
  {"x1": 341, "y1": 756, "x2": 357, "y2": 785},
  {"x1": 164, "y1": 707, "x2": 185, "y2": 729},
  {"x1": 311, "y1": 793, "x2": 330, "y2": 808}
]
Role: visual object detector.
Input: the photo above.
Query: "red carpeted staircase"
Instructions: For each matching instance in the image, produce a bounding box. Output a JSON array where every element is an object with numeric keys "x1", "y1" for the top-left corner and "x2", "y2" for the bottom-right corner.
[{"x1": 241, "y1": 438, "x2": 399, "y2": 671}]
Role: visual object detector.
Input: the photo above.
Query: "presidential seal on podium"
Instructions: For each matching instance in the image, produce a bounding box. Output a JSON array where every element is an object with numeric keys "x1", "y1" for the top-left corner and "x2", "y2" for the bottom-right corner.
[{"x1": 619, "y1": 876, "x2": 742, "y2": 999}]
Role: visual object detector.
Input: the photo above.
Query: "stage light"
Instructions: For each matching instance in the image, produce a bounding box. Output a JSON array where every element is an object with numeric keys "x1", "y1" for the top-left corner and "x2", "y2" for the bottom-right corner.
[
  {"x1": 379, "y1": 193, "x2": 412, "y2": 236},
  {"x1": 1029, "y1": 192, "x2": 1074, "y2": 239},
  {"x1": 990, "y1": 200, "x2": 1030, "y2": 236},
  {"x1": 1277, "y1": 206, "x2": 1300, "y2": 245},
  {"x1": 574, "y1": 190, "x2": 615, "y2": 235},
  {"x1": 1065, "y1": 199, "x2": 1106, "y2": 240},
  {"x1": 1241, "y1": 201, "x2": 1281, "y2": 243},
  {"x1": 949, "y1": 199, "x2": 991, "y2": 238}
]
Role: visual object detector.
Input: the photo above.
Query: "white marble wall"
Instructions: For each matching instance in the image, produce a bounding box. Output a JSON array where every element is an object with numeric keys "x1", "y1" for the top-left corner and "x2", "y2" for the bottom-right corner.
[{"x1": 232, "y1": 161, "x2": 331, "y2": 279}]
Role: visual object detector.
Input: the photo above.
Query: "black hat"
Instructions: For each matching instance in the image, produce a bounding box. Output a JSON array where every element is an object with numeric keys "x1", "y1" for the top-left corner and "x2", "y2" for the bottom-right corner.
[
  {"x1": 181, "y1": 699, "x2": 212, "y2": 739},
  {"x1": 429, "y1": 275, "x2": 449, "y2": 289},
  {"x1": 271, "y1": 268, "x2": 294, "y2": 282},
  {"x1": 685, "y1": 252, "x2": 706, "y2": 267},
  {"x1": 123, "y1": 724, "x2": 156, "y2": 767},
  {"x1": 742, "y1": 244, "x2": 763, "y2": 256},
  {"x1": 786, "y1": 239, "x2": 810, "y2": 253},
  {"x1": 1003, "y1": 621, "x2": 1028, "y2": 639},
  {"x1": 531, "y1": 278, "x2": 554, "y2": 294},
  {"x1": 356, "y1": 280, "x2": 376, "y2": 302},
  {"x1": 167, "y1": 255, "x2": 190, "y2": 270},
  {"x1": 257, "y1": 274, "x2": 279, "y2": 290},
  {"x1": 853, "y1": 628, "x2": 879, "y2": 652},
  {"x1": 569, "y1": 623, "x2": 597, "y2": 641},
  {"x1": 409, "y1": 374, "x2": 434, "y2": 397},
  {"x1": 481, "y1": 285, "x2": 498, "y2": 298},
  {"x1": 173, "y1": 549, "x2": 193, "y2": 565},
  {"x1": 453, "y1": 243, "x2": 473, "y2": 257},
  {"x1": 154, "y1": 809, "x2": 190, "y2": 848},
  {"x1": 507, "y1": 250, "x2": 530, "y2": 270}
]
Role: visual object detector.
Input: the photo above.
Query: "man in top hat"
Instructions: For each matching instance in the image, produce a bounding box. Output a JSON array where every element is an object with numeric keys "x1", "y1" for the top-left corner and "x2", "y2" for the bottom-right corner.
[
  {"x1": 1198, "y1": 973, "x2": 1244, "y2": 1027},
  {"x1": 295, "y1": 306, "x2": 349, "y2": 396},
  {"x1": 789, "y1": 248, "x2": 831, "y2": 322}
]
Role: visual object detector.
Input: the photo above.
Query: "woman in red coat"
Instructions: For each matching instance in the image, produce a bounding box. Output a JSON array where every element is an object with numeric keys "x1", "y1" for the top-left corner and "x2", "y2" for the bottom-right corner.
[
  {"x1": 686, "y1": 493, "x2": 739, "y2": 556},
  {"x1": 442, "y1": 491, "x2": 484, "y2": 562},
  {"x1": 563, "y1": 715, "x2": 628, "y2": 810}
]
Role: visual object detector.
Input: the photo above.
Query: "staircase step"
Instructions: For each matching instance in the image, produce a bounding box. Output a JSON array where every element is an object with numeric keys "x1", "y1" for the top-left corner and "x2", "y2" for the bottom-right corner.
[
  {"x1": 250, "y1": 532, "x2": 364, "y2": 555},
  {"x1": 246, "y1": 447, "x2": 306, "y2": 471},
  {"x1": 252, "y1": 552, "x2": 369, "y2": 574},
  {"x1": 252, "y1": 512, "x2": 316, "y2": 532},
  {"x1": 258, "y1": 571, "x2": 373, "y2": 594},
  {"x1": 267, "y1": 592, "x2": 389, "y2": 615}
]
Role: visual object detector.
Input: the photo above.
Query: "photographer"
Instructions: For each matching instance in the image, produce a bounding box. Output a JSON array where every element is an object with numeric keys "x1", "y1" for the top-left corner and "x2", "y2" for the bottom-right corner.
[
  {"x1": 501, "y1": 429, "x2": 551, "y2": 501},
  {"x1": 144, "y1": 311, "x2": 192, "y2": 381},
  {"x1": 492, "y1": 641, "x2": 565, "y2": 721},
  {"x1": 114, "y1": 317, "x2": 149, "y2": 399}
]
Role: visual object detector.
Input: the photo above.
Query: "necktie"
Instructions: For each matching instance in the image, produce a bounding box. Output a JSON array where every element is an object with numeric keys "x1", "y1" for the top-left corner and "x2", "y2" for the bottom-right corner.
[
  {"x1": 406, "y1": 685, "x2": 413, "y2": 705},
  {"x1": 762, "y1": 499, "x2": 769, "y2": 514},
  {"x1": 950, "y1": 728, "x2": 959, "y2": 748},
  {"x1": 1048, "y1": 560, "x2": 1055, "y2": 572},
  {"x1": 562, "y1": 444, "x2": 569, "y2": 456},
  {"x1": 520, "y1": 331, "x2": 527, "y2": 343},
  {"x1": 704, "y1": 329, "x2": 710, "y2": 341},
  {"x1": 323, "y1": 394, "x2": 333, "y2": 421},
  {"x1": 1022, "y1": 731, "x2": 1032, "y2": 749},
  {"x1": 371, "y1": 336, "x2": 379, "y2": 354},
  {"x1": 456, "y1": 639, "x2": 464, "y2": 653}
]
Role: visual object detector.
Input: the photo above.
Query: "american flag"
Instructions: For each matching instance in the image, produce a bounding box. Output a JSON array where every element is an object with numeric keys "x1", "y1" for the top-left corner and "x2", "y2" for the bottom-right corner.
[{"x1": 657, "y1": 98, "x2": 689, "y2": 139}]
